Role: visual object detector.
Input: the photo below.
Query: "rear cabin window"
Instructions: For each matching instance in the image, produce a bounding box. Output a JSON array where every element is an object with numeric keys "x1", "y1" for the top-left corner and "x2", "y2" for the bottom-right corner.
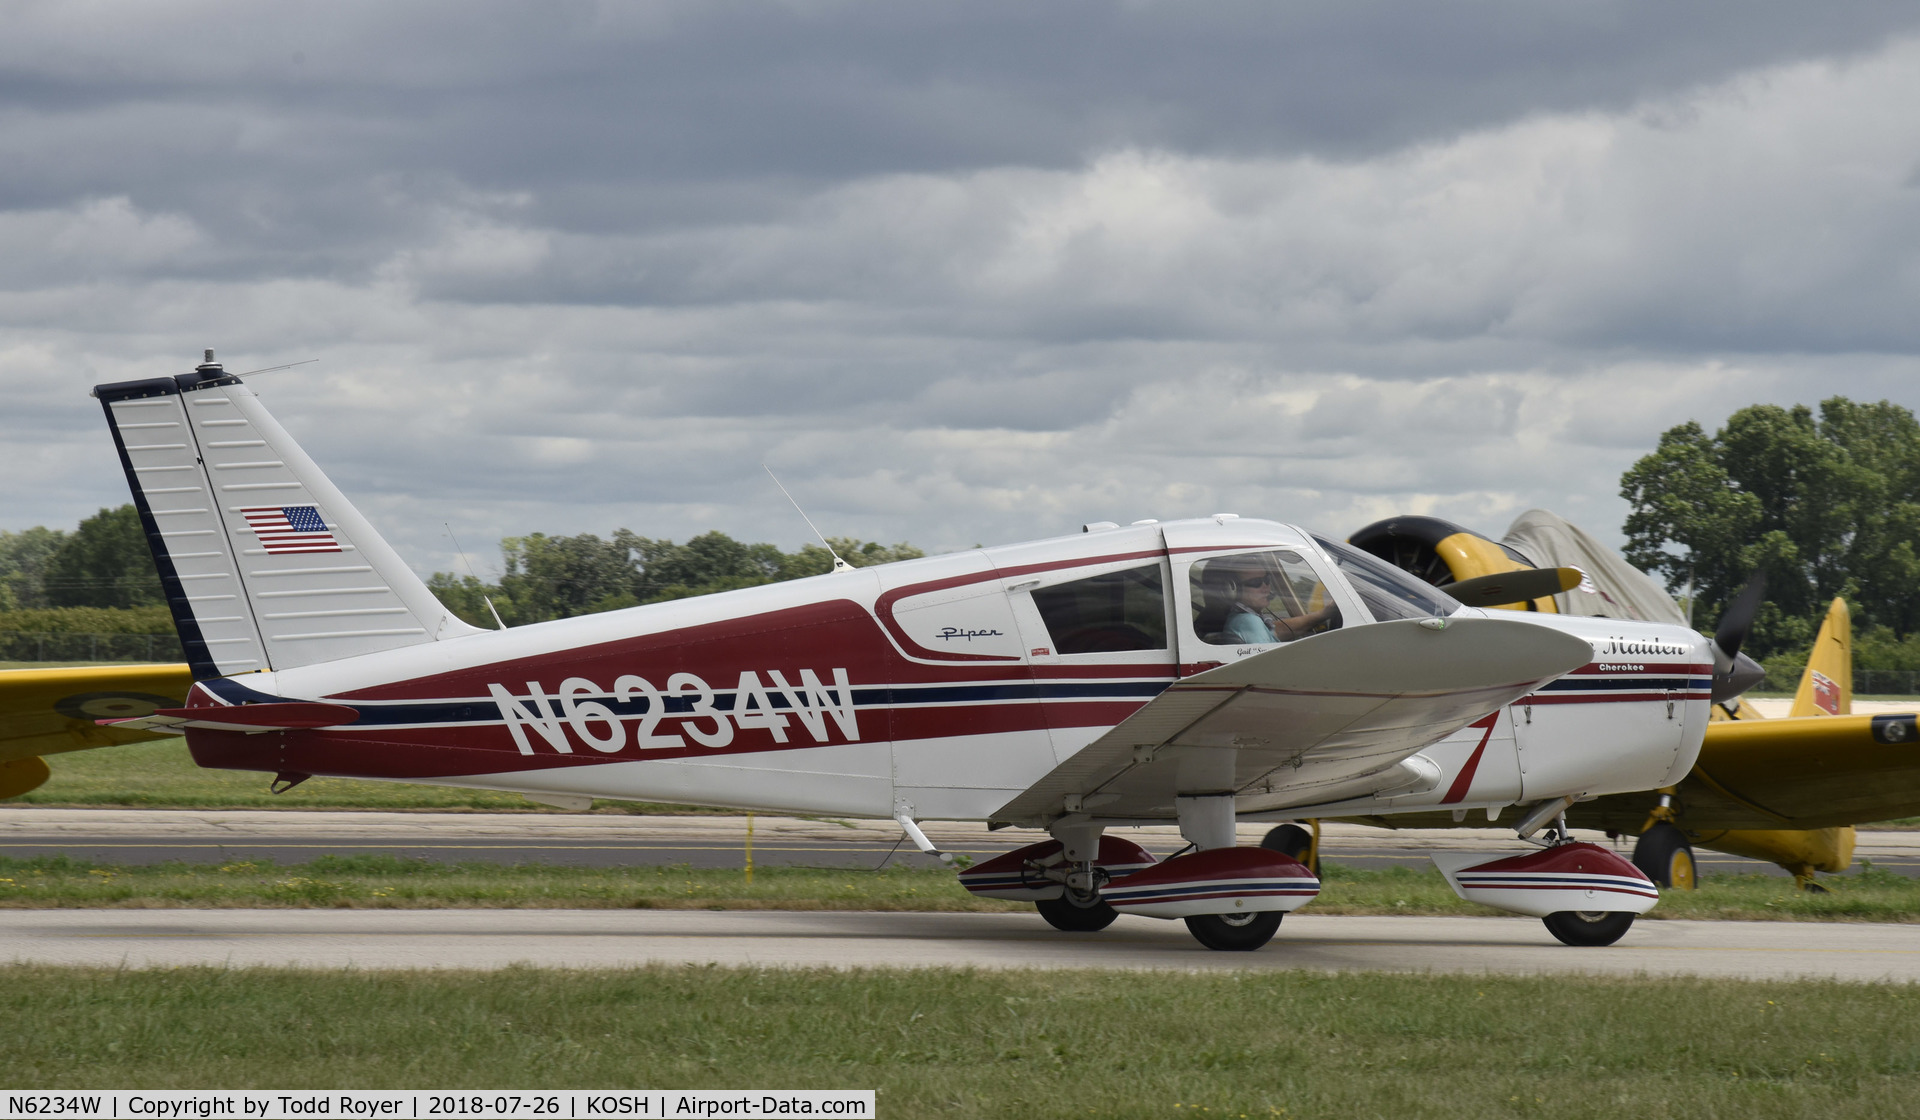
[{"x1": 1031, "y1": 564, "x2": 1168, "y2": 654}]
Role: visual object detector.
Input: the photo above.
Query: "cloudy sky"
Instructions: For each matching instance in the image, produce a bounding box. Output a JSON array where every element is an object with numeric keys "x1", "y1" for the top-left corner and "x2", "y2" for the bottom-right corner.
[{"x1": 6, "y1": 2, "x2": 1920, "y2": 579}]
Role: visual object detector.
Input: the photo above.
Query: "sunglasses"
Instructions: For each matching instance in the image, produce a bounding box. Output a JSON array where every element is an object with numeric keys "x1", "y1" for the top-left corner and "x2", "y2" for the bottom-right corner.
[{"x1": 1239, "y1": 576, "x2": 1271, "y2": 589}]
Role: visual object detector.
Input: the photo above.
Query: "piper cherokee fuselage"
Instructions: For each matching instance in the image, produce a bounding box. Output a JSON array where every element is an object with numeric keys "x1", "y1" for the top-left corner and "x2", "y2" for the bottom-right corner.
[{"x1": 94, "y1": 359, "x2": 1711, "y2": 951}]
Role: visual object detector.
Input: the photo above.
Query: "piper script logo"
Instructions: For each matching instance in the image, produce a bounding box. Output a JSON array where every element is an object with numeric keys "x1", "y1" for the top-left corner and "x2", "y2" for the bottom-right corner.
[{"x1": 487, "y1": 669, "x2": 858, "y2": 755}]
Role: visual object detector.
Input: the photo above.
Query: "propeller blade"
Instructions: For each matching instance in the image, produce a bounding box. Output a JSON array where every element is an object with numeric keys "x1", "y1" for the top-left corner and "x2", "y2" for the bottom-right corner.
[
  {"x1": 1709, "y1": 572, "x2": 1767, "y2": 703},
  {"x1": 1443, "y1": 567, "x2": 1583, "y2": 609},
  {"x1": 1714, "y1": 572, "x2": 1767, "y2": 663}
]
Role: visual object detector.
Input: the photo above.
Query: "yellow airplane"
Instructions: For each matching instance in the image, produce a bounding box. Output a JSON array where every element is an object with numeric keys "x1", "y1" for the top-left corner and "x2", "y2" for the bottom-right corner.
[
  {"x1": 1337, "y1": 512, "x2": 1920, "y2": 890},
  {"x1": 0, "y1": 664, "x2": 190, "y2": 797}
]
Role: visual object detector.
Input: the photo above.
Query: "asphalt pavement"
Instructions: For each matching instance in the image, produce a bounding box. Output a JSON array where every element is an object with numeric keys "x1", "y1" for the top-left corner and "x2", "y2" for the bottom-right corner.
[
  {"x1": 2, "y1": 807, "x2": 1916, "y2": 879},
  {"x1": 6, "y1": 908, "x2": 1916, "y2": 980}
]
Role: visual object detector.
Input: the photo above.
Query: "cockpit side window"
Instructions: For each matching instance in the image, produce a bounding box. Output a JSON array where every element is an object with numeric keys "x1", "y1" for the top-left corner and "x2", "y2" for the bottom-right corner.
[
  {"x1": 1190, "y1": 549, "x2": 1343, "y2": 646},
  {"x1": 1031, "y1": 563, "x2": 1168, "y2": 654},
  {"x1": 1312, "y1": 535, "x2": 1462, "y2": 621}
]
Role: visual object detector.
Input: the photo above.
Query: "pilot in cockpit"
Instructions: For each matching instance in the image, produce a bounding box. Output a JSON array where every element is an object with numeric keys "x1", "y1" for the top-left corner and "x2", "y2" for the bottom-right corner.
[{"x1": 1196, "y1": 554, "x2": 1341, "y2": 645}]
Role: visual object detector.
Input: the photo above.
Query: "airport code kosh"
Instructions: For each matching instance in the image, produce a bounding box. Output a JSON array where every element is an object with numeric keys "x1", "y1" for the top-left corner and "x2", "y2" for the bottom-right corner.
[{"x1": 13, "y1": 1093, "x2": 877, "y2": 1119}]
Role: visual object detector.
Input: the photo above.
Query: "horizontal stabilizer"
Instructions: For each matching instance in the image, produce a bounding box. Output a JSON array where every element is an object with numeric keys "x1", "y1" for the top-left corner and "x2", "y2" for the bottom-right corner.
[{"x1": 103, "y1": 701, "x2": 359, "y2": 733}]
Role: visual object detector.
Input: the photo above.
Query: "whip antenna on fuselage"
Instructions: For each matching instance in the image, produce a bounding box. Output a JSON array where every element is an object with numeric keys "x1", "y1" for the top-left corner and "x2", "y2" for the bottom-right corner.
[
  {"x1": 446, "y1": 522, "x2": 507, "y2": 630},
  {"x1": 763, "y1": 465, "x2": 853, "y2": 573},
  {"x1": 233, "y1": 358, "x2": 320, "y2": 378}
]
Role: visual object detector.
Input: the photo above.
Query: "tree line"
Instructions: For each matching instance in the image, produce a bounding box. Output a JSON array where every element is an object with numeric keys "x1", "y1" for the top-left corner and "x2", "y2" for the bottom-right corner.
[
  {"x1": 0, "y1": 506, "x2": 919, "y2": 632},
  {"x1": 427, "y1": 531, "x2": 922, "y2": 628},
  {"x1": 1621, "y1": 395, "x2": 1920, "y2": 665}
]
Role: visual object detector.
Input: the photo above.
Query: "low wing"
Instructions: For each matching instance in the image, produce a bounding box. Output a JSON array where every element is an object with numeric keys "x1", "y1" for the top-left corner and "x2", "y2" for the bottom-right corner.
[
  {"x1": 0, "y1": 664, "x2": 194, "y2": 765},
  {"x1": 992, "y1": 617, "x2": 1592, "y2": 828},
  {"x1": 1676, "y1": 714, "x2": 1920, "y2": 829}
]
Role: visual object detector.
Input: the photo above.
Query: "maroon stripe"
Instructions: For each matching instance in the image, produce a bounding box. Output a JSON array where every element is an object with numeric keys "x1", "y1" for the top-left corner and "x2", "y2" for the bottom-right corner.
[
  {"x1": 1439, "y1": 713, "x2": 1500, "y2": 804},
  {"x1": 1525, "y1": 692, "x2": 1708, "y2": 706}
]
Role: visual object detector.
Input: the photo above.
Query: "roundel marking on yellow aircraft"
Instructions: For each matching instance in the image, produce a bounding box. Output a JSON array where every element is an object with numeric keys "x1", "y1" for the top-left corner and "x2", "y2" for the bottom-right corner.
[{"x1": 54, "y1": 691, "x2": 179, "y2": 723}]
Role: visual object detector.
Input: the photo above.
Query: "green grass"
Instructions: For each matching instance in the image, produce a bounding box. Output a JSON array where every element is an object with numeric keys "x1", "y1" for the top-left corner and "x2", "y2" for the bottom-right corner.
[
  {"x1": 3, "y1": 965, "x2": 1917, "y2": 1115},
  {"x1": 0, "y1": 854, "x2": 1008, "y2": 910},
  {"x1": 0, "y1": 660, "x2": 154, "y2": 671},
  {"x1": 19, "y1": 739, "x2": 724, "y2": 813},
  {"x1": 3, "y1": 854, "x2": 1917, "y2": 920}
]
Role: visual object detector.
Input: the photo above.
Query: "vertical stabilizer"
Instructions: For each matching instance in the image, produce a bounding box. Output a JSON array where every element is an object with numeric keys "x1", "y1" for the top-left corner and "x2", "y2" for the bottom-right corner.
[
  {"x1": 1789, "y1": 598, "x2": 1852, "y2": 717},
  {"x1": 94, "y1": 357, "x2": 484, "y2": 679}
]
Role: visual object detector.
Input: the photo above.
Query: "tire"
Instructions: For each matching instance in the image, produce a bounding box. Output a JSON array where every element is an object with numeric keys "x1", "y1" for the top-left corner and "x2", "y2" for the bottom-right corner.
[
  {"x1": 1632, "y1": 822, "x2": 1696, "y2": 890},
  {"x1": 1035, "y1": 894, "x2": 1119, "y2": 932},
  {"x1": 1542, "y1": 910, "x2": 1635, "y2": 947},
  {"x1": 1259, "y1": 824, "x2": 1318, "y2": 876},
  {"x1": 1184, "y1": 910, "x2": 1284, "y2": 951}
]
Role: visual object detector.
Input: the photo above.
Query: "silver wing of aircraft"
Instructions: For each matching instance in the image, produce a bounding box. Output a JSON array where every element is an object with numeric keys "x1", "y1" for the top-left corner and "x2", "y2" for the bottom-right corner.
[{"x1": 993, "y1": 616, "x2": 1594, "y2": 827}]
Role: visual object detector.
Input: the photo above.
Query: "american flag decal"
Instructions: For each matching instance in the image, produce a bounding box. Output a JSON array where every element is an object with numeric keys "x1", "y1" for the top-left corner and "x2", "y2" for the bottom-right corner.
[{"x1": 240, "y1": 505, "x2": 343, "y2": 553}]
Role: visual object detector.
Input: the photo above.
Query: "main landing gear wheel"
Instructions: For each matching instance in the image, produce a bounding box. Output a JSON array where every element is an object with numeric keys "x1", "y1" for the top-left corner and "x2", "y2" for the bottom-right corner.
[
  {"x1": 1184, "y1": 911, "x2": 1284, "y2": 951},
  {"x1": 1259, "y1": 824, "x2": 1318, "y2": 876},
  {"x1": 1542, "y1": 910, "x2": 1635, "y2": 947},
  {"x1": 1632, "y1": 822, "x2": 1696, "y2": 890},
  {"x1": 1036, "y1": 894, "x2": 1119, "y2": 932}
]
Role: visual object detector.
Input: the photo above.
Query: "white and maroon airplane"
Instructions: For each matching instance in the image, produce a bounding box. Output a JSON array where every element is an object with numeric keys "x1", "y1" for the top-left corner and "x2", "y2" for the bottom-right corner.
[{"x1": 94, "y1": 356, "x2": 1711, "y2": 951}]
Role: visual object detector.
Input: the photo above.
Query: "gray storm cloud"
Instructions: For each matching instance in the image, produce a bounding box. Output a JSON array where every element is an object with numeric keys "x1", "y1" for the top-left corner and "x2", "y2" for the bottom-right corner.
[{"x1": 2, "y1": 4, "x2": 1917, "y2": 571}]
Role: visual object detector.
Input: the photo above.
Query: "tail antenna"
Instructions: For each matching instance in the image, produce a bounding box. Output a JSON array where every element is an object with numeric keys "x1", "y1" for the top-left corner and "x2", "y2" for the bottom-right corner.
[
  {"x1": 198, "y1": 349, "x2": 323, "y2": 379},
  {"x1": 763, "y1": 465, "x2": 853, "y2": 573},
  {"x1": 446, "y1": 522, "x2": 508, "y2": 630}
]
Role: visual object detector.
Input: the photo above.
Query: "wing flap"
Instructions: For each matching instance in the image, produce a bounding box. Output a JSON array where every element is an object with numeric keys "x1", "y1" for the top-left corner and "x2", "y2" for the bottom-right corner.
[{"x1": 994, "y1": 617, "x2": 1592, "y2": 826}]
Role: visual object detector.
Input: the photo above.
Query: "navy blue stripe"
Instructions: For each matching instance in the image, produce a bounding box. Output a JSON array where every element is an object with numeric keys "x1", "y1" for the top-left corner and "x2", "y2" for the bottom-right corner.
[
  {"x1": 1536, "y1": 676, "x2": 1708, "y2": 693},
  {"x1": 1457, "y1": 876, "x2": 1649, "y2": 886},
  {"x1": 201, "y1": 677, "x2": 1170, "y2": 728},
  {"x1": 1108, "y1": 879, "x2": 1320, "y2": 900}
]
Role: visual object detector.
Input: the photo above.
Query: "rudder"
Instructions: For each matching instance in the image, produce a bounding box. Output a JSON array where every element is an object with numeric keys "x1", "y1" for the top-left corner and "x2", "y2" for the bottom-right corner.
[
  {"x1": 94, "y1": 354, "x2": 484, "y2": 680},
  {"x1": 1790, "y1": 598, "x2": 1852, "y2": 717}
]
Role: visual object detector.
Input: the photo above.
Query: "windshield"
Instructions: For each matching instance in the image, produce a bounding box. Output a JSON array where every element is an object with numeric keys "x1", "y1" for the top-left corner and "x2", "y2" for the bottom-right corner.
[{"x1": 1312, "y1": 535, "x2": 1462, "y2": 622}]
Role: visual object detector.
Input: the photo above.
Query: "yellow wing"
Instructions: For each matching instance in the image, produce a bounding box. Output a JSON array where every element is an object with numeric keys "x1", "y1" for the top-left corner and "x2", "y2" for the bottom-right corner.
[{"x1": 0, "y1": 664, "x2": 194, "y2": 796}]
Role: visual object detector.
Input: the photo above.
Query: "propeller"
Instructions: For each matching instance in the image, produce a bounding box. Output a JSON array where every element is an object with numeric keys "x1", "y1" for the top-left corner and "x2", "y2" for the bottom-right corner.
[
  {"x1": 1709, "y1": 572, "x2": 1767, "y2": 703},
  {"x1": 1442, "y1": 567, "x2": 1583, "y2": 609}
]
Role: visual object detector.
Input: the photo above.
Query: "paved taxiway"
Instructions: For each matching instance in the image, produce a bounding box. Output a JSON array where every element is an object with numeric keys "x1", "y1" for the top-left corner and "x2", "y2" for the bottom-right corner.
[
  {"x1": 6, "y1": 909, "x2": 1916, "y2": 981},
  {"x1": 4, "y1": 808, "x2": 1917, "y2": 879}
]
